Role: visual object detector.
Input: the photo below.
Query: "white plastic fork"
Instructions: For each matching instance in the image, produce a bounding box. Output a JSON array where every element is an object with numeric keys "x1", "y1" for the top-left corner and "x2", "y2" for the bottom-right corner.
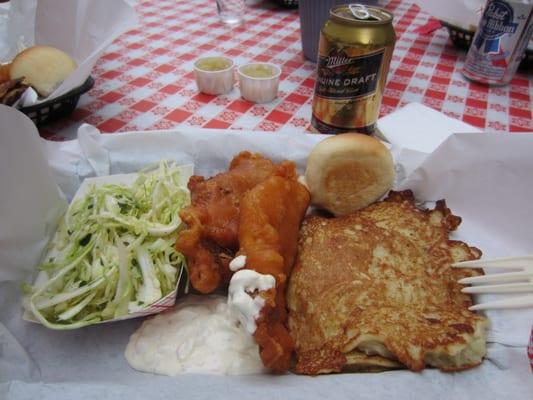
[{"x1": 451, "y1": 256, "x2": 533, "y2": 311}]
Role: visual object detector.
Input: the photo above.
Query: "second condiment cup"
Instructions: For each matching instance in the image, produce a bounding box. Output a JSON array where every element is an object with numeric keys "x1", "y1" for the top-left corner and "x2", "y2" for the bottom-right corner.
[
  {"x1": 194, "y1": 56, "x2": 235, "y2": 95},
  {"x1": 237, "y1": 62, "x2": 281, "y2": 103}
]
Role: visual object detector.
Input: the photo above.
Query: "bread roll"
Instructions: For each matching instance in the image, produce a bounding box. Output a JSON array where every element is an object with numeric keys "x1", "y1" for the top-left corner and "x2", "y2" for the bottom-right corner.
[
  {"x1": 305, "y1": 133, "x2": 394, "y2": 216},
  {"x1": 10, "y1": 45, "x2": 77, "y2": 97}
]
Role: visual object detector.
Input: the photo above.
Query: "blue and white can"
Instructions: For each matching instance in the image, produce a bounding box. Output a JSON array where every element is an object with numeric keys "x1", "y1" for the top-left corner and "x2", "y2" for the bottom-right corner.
[{"x1": 463, "y1": 0, "x2": 533, "y2": 85}]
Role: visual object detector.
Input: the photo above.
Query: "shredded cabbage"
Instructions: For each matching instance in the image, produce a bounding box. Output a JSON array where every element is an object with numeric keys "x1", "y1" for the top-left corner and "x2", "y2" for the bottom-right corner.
[{"x1": 25, "y1": 161, "x2": 190, "y2": 329}]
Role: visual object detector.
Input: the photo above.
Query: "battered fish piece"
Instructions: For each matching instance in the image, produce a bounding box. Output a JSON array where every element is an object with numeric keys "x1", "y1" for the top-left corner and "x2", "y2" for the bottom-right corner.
[
  {"x1": 237, "y1": 164, "x2": 310, "y2": 372},
  {"x1": 176, "y1": 152, "x2": 279, "y2": 293},
  {"x1": 287, "y1": 190, "x2": 488, "y2": 375}
]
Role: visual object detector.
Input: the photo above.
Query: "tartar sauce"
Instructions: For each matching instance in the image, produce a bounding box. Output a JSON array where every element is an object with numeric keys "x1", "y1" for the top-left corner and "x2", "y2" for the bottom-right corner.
[
  {"x1": 125, "y1": 295, "x2": 266, "y2": 376},
  {"x1": 297, "y1": 175, "x2": 308, "y2": 189},
  {"x1": 227, "y1": 269, "x2": 276, "y2": 334},
  {"x1": 229, "y1": 255, "x2": 247, "y2": 271}
]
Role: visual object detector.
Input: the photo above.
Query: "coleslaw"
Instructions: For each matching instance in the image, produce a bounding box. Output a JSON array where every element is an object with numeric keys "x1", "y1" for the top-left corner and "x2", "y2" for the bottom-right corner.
[{"x1": 23, "y1": 161, "x2": 191, "y2": 329}]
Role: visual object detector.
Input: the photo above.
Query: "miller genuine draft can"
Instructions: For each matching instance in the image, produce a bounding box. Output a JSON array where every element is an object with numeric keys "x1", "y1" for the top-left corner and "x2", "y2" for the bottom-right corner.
[
  {"x1": 463, "y1": 0, "x2": 533, "y2": 86},
  {"x1": 311, "y1": 4, "x2": 396, "y2": 135}
]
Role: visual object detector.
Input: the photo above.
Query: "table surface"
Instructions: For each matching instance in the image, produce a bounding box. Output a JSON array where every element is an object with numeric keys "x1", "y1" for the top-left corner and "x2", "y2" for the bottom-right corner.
[{"x1": 39, "y1": 0, "x2": 533, "y2": 141}]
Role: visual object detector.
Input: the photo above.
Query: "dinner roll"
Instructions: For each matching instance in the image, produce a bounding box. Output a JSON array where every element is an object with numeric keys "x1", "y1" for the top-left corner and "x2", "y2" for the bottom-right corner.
[
  {"x1": 305, "y1": 133, "x2": 394, "y2": 216},
  {"x1": 10, "y1": 45, "x2": 77, "y2": 97}
]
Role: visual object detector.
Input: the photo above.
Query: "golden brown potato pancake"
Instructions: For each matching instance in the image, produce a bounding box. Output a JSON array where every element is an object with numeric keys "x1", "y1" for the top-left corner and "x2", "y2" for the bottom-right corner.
[{"x1": 287, "y1": 190, "x2": 488, "y2": 375}]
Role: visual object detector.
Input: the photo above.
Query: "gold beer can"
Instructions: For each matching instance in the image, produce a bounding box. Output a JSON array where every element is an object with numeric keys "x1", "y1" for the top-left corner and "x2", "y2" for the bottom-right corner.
[{"x1": 311, "y1": 4, "x2": 396, "y2": 135}]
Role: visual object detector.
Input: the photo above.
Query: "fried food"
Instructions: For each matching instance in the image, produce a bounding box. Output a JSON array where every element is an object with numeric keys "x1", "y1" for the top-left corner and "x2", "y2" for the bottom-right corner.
[
  {"x1": 0, "y1": 77, "x2": 29, "y2": 106},
  {"x1": 178, "y1": 151, "x2": 310, "y2": 371},
  {"x1": 0, "y1": 63, "x2": 11, "y2": 83},
  {"x1": 176, "y1": 151, "x2": 281, "y2": 293},
  {"x1": 237, "y1": 164, "x2": 310, "y2": 372},
  {"x1": 287, "y1": 190, "x2": 488, "y2": 375}
]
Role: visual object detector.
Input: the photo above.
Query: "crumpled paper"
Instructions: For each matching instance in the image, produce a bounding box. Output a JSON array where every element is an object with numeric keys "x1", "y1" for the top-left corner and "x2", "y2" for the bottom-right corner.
[
  {"x1": 1, "y1": 0, "x2": 138, "y2": 105},
  {"x1": 377, "y1": 102, "x2": 482, "y2": 154},
  {"x1": 0, "y1": 106, "x2": 66, "y2": 285},
  {"x1": 1, "y1": 104, "x2": 532, "y2": 399},
  {"x1": 400, "y1": 132, "x2": 533, "y2": 347},
  {"x1": 414, "y1": 0, "x2": 485, "y2": 30}
]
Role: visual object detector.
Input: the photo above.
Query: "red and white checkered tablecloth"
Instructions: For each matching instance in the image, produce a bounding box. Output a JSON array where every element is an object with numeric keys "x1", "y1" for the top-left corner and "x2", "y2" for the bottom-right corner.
[
  {"x1": 529, "y1": 326, "x2": 533, "y2": 371},
  {"x1": 39, "y1": 0, "x2": 533, "y2": 141}
]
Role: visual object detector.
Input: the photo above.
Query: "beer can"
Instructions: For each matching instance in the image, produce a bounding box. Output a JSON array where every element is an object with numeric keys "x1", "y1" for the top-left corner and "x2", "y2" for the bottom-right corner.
[
  {"x1": 463, "y1": 0, "x2": 533, "y2": 86},
  {"x1": 311, "y1": 4, "x2": 396, "y2": 135}
]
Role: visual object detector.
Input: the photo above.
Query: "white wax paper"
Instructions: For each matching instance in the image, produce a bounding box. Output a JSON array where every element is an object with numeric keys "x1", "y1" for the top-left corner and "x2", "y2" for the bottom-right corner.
[
  {"x1": 377, "y1": 102, "x2": 482, "y2": 154},
  {"x1": 414, "y1": 0, "x2": 485, "y2": 30},
  {"x1": 400, "y1": 132, "x2": 533, "y2": 347},
  {"x1": 1, "y1": 105, "x2": 532, "y2": 399},
  {"x1": 1, "y1": 0, "x2": 138, "y2": 104}
]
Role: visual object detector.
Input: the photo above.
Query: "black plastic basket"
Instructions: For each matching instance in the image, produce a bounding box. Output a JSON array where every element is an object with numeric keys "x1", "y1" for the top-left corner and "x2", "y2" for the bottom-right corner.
[
  {"x1": 19, "y1": 76, "x2": 94, "y2": 126},
  {"x1": 441, "y1": 21, "x2": 532, "y2": 71},
  {"x1": 273, "y1": 0, "x2": 298, "y2": 8}
]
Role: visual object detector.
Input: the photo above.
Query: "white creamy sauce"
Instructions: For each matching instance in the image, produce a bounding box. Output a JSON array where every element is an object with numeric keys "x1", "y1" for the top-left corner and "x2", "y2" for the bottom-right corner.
[
  {"x1": 297, "y1": 175, "x2": 308, "y2": 189},
  {"x1": 227, "y1": 269, "x2": 276, "y2": 334},
  {"x1": 125, "y1": 295, "x2": 266, "y2": 376},
  {"x1": 229, "y1": 255, "x2": 247, "y2": 271}
]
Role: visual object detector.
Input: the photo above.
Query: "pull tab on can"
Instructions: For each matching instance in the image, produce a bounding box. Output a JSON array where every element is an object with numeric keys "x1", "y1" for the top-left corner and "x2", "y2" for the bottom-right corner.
[{"x1": 349, "y1": 4, "x2": 371, "y2": 20}]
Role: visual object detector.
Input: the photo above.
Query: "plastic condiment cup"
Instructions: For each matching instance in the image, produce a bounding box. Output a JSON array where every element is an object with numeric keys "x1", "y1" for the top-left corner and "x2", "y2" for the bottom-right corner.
[
  {"x1": 237, "y1": 62, "x2": 281, "y2": 104},
  {"x1": 193, "y1": 56, "x2": 235, "y2": 95}
]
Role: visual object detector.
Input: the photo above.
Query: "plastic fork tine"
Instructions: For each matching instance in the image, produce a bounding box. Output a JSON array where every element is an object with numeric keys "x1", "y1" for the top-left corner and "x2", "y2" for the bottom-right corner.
[
  {"x1": 452, "y1": 256, "x2": 533, "y2": 269},
  {"x1": 469, "y1": 294, "x2": 533, "y2": 311},
  {"x1": 462, "y1": 282, "x2": 533, "y2": 294},
  {"x1": 459, "y1": 271, "x2": 533, "y2": 285},
  {"x1": 453, "y1": 255, "x2": 533, "y2": 309}
]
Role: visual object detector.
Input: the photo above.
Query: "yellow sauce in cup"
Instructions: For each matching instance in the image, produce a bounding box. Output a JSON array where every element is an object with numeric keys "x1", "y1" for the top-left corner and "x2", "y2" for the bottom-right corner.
[
  {"x1": 240, "y1": 64, "x2": 276, "y2": 78},
  {"x1": 195, "y1": 57, "x2": 232, "y2": 71}
]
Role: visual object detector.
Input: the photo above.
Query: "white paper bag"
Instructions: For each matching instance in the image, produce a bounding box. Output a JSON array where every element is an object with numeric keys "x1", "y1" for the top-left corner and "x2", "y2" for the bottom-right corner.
[
  {"x1": 0, "y1": 105, "x2": 66, "y2": 284},
  {"x1": 1, "y1": 0, "x2": 138, "y2": 104},
  {"x1": 414, "y1": 0, "x2": 485, "y2": 30}
]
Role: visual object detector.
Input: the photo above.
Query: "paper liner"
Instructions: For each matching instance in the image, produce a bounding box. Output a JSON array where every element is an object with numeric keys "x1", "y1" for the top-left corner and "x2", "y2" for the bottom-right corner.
[
  {"x1": 2, "y1": 105, "x2": 533, "y2": 393},
  {"x1": 3, "y1": 0, "x2": 138, "y2": 106}
]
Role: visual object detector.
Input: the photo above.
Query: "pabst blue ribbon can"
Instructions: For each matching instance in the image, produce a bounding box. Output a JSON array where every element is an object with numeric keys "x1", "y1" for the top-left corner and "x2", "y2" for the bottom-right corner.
[{"x1": 463, "y1": 0, "x2": 533, "y2": 85}]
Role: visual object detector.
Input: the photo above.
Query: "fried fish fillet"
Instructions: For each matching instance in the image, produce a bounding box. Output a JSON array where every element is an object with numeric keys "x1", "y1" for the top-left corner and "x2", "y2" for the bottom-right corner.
[
  {"x1": 176, "y1": 151, "x2": 280, "y2": 293},
  {"x1": 287, "y1": 190, "x2": 489, "y2": 375},
  {"x1": 237, "y1": 164, "x2": 310, "y2": 372}
]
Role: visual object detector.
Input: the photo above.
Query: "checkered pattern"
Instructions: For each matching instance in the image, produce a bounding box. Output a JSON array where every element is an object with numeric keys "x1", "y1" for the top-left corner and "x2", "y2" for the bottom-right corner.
[
  {"x1": 39, "y1": 0, "x2": 533, "y2": 140},
  {"x1": 529, "y1": 326, "x2": 533, "y2": 372}
]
